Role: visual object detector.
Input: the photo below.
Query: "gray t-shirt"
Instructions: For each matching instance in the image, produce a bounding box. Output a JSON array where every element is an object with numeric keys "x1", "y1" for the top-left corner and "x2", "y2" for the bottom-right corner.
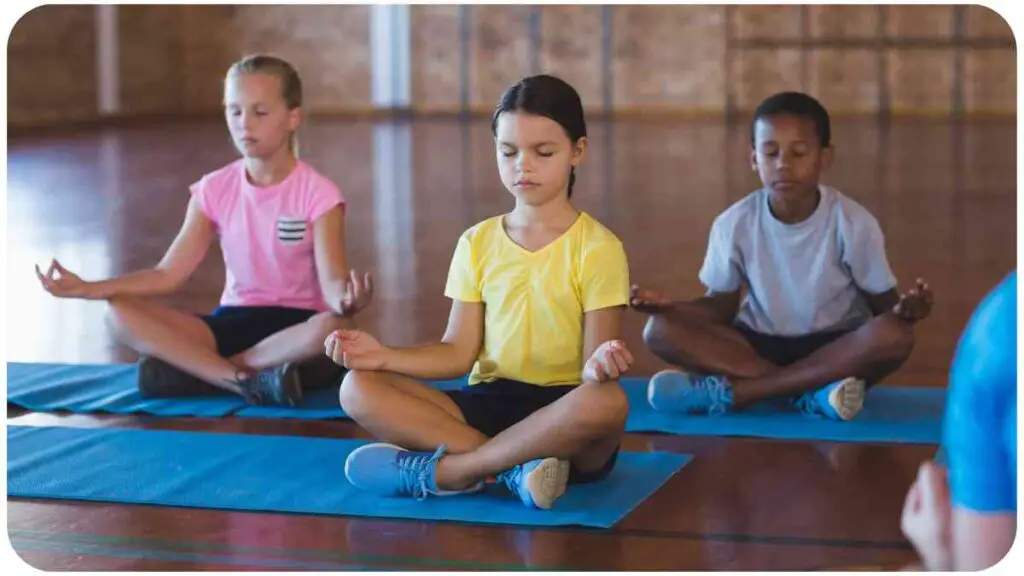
[{"x1": 699, "y1": 185, "x2": 897, "y2": 336}]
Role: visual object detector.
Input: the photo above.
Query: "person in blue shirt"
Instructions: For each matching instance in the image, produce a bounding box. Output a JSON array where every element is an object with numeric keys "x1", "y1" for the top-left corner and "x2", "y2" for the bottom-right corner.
[{"x1": 901, "y1": 270, "x2": 1016, "y2": 570}]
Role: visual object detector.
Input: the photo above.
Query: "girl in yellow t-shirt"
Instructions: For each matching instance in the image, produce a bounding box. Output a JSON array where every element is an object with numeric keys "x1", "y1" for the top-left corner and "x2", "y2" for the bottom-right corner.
[{"x1": 326, "y1": 75, "x2": 633, "y2": 510}]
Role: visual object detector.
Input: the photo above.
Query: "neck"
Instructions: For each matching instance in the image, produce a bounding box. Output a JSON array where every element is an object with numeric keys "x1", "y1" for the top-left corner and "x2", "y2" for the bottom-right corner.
[
  {"x1": 244, "y1": 148, "x2": 296, "y2": 187},
  {"x1": 767, "y1": 185, "x2": 820, "y2": 224},
  {"x1": 508, "y1": 195, "x2": 579, "y2": 228}
]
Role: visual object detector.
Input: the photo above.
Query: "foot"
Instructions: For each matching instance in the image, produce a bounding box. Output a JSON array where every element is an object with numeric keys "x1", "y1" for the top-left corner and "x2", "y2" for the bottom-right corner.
[
  {"x1": 647, "y1": 369, "x2": 734, "y2": 415},
  {"x1": 497, "y1": 458, "x2": 571, "y2": 510},
  {"x1": 136, "y1": 356, "x2": 222, "y2": 398},
  {"x1": 237, "y1": 364, "x2": 303, "y2": 407},
  {"x1": 794, "y1": 377, "x2": 866, "y2": 420},
  {"x1": 344, "y1": 443, "x2": 482, "y2": 499}
]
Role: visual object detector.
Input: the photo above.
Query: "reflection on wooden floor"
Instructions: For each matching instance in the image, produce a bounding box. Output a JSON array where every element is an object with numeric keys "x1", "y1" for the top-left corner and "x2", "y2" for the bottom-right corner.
[{"x1": 5, "y1": 117, "x2": 1016, "y2": 570}]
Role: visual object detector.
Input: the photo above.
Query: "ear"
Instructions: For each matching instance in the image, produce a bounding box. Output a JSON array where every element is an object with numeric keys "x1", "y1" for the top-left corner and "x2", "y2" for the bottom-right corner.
[
  {"x1": 571, "y1": 136, "x2": 588, "y2": 167},
  {"x1": 819, "y1": 145, "x2": 835, "y2": 171},
  {"x1": 749, "y1": 146, "x2": 758, "y2": 171},
  {"x1": 288, "y1": 107, "x2": 303, "y2": 132}
]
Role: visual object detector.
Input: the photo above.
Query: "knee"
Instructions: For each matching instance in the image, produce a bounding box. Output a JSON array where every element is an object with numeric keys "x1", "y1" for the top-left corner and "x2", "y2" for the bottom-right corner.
[
  {"x1": 104, "y1": 296, "x2": 138, "y2": 336},
  {"x1": 642, "y1": 315, "x2": 672, "y2": 355},
  {"x1": 338, "y1": 369, "x2": 384, "y2": 416},
  {"x1": 573, "y1": 380, "x2": 629, "y2": 434}
]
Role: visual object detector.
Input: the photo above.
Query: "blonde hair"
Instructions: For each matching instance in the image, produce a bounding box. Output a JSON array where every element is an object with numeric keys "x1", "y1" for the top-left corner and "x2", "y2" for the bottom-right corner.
[{"x1": 226, "y1": 54, "x2": 303, "y2": 156}]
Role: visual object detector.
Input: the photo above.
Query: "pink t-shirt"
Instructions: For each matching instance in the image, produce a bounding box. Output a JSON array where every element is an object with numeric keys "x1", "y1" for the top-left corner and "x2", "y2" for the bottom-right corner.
[{"x1": 190, "y1": 159, "x2": 344, "y2": 311}]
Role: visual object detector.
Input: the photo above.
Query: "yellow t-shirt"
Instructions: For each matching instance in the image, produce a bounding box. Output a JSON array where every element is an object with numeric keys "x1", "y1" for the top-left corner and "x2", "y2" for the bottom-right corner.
[{"x1": 444, "y1": 212, "x2": 630, "y2": 387}]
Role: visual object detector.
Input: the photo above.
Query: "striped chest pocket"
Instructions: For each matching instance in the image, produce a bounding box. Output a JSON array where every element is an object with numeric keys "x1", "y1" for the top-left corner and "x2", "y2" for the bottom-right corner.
[{"x1": 276, "y1": 216, "x2": 309, "y2": 244}]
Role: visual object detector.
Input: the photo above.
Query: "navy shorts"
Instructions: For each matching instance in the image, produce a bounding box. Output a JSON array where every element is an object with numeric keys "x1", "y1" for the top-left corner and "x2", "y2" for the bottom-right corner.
[
  {"x1": 736, "y1": 324, "x2": 851, "y2": 367},
  {"x1": 445, "y1": 379, "x2": 620, "y2": 484},
  {"x1": 200, "y1": 306, "x2": 318, "y2": 357}
]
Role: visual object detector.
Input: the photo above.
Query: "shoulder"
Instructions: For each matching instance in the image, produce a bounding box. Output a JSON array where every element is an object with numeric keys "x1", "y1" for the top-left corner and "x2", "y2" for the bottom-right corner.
[
  {"x1": 827, "y1": 186, "x2": 882, "y2": 231},
  {"x1": 576, "y1": 212, "x2": 624, "y2": 248},
  {"x1": 711, "y1": 189, "x2": 762, "y2": 237},
  {"x1": 455, "y1": 215, "x2": 504, "y2": 253},
  {"x1": 951, "y1": 271, "x2": 1018, "y2": 392},
  {"x1": 295, "y1": 161, "x2": 345, "y2": 201},
  {"x1": 192, "y1": 160, "x2": 243, "y2": 194}
]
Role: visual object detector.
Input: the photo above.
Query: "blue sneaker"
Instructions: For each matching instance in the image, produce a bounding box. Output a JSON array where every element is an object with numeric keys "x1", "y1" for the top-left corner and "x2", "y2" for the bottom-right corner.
[
  {"x1": 344, "y1": 443, "x2": 482, "y2": 499},
  {"x1": 497, "y1": 457, "x2": 570, "y2": 509},
  {"x1": 647, "y1": 370, "x2": 734, "y2": 415},
  {"x1": 793, "y1": 377, "x2": 865, "y2": 420}
]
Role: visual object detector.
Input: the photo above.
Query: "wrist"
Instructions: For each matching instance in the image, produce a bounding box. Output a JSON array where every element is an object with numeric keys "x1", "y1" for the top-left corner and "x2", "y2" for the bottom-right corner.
[{"x1": 82, "y1": 281, "x2": 108, "y2": 300}]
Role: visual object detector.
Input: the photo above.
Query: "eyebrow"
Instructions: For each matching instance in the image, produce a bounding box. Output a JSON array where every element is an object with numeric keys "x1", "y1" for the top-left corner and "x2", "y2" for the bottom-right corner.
[{"x1": 498, "y1": 140, "x2": 558, "y2": 147}]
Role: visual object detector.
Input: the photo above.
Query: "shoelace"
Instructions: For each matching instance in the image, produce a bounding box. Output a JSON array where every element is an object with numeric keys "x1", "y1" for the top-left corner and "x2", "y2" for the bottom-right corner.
[
  {"x1": 395, "y1": 445, "x2": 448, "y2": 500},
  {"x1": 496, "y1": 464, "x2": 522, "y2": 495},
  {"x1": 694, "y1": 376, "x2": 731, "y2": 415},
  {"x1": 792, "y1": 393, "x2": 820, "y2": 416}
]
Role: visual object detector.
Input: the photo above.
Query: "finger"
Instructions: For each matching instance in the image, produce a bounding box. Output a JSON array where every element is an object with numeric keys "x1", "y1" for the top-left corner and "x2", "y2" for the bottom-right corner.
[
  {"x1": 336, "y1": 329, "x2": 361, "y2": 342},
  {"x1": 45, "y1": 259, "x2": 59, "y2": 280},
  {"x1": 612, "y1": 341, "x2": 634, "y2": 365},
  {"x1": 349, "y1": 271, "x2": 363, "y2": 303},
  {"x1": 363, "y1": 272, "x2": 373, "y2": 297},
  {"x1": 599, "y1": 356, "x2": 619, "y2": 380},
  {"x1": 609, "y1": 350, "x2": 630, "y2": 373},
  {"x1": 325, "y1": 337, "x2": 337, "y2": 359},
  {"x1": 893, "y1": 295, "x2": 905, "y2": 316}
]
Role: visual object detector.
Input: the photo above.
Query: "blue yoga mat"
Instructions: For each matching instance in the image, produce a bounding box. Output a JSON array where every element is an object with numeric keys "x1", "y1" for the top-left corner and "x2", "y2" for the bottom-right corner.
[
  {"x1": 623, "y1": 383, "x2": 946, "y2": 444},
  {"x1": 7, "y1": 362, "x2": 945, "y2": 443},
  {"x1": 7, "y1": 425, "x2": 689, "y2": 528},
  {"x1": 5, "y1": 362, "x2": 246, "y2": 417}
]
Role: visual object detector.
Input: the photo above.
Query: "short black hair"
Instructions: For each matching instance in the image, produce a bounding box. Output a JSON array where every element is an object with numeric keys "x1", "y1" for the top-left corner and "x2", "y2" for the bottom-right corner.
[
  {"x1": 491, "y1": 74, "x2": 587, "y2": 198},
  {"x1": 751, "y1": 91, "x2": 831, "y2": 148}
]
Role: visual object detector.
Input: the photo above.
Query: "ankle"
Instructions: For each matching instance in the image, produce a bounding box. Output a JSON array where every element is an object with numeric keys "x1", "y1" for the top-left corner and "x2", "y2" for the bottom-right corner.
[{"x1": 433, "y1": 455, "x2": 479, "y2": 491}]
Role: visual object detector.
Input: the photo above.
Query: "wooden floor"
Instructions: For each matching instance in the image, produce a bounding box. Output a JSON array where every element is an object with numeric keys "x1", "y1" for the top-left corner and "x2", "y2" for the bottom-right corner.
[{"x1": 5, "y1": 116, "x2": 1016, "y2": 570}]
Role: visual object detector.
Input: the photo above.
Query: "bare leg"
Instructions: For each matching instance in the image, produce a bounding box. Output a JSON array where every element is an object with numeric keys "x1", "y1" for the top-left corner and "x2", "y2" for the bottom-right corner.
[
  {"x1": 730, "y1": 312, "x2": 915, "y2": 407},
  {"x1": 231, "y1": 311, "x2": 351, "y2": 371},
  {"x1": 340, "y1": 371, "x2": 628, "y2": 490},
  {"x1": 340, "y1": 370, "x2": 489, "y2": 453},
  {"x1": 642, "y1": 306, "x2": 778, "y2": 379},
  {"x1": 105, "y1": 296, "x2": 244, "y2": 394}
]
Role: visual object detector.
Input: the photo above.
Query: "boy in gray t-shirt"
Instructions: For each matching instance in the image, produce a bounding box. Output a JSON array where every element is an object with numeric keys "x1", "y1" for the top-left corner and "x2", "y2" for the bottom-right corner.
[{"x1": 633, "y1": 92, "x2": 934, "y2": 420}]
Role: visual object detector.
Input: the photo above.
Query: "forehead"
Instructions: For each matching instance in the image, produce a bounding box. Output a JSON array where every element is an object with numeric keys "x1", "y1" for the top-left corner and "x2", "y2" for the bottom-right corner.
[
  {"x1": 224, "y1": 72, "x2": 284, "y2": 103},
  {"x1": 495, "y1": 111, "x2": 568, "y2": 145},
  {"x1": 753, "y1": 114, "x2": 818, "y2": 144}
]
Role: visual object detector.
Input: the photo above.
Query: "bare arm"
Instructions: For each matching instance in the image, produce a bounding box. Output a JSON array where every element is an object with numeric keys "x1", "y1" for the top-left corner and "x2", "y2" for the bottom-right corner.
[
  {"x1": 381, "y1": 299, "x2": 484, "y2": 380},
  {"x1": 38, "y1": 196, "x2": 215, "y2": 300},
  {"x1": 312, "y1": 204, "x2": 355, "y2": 315},
  {"x1": 951, "y1": 509, "x2": 1016, "y2": 570},
  {"x1": 582, "y1": 305, "x2": 623, "y2": 363}
]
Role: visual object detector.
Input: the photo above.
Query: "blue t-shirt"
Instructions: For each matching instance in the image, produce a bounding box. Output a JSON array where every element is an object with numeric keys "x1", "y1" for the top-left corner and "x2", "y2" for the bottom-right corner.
[{"x1": 944, "y1": 270, "x2": 1017, "y2": 512}]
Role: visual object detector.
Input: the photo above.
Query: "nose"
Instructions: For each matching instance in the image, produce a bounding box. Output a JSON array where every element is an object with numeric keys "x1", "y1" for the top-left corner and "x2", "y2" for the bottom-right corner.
[
  {"x1": 774, "y1": 151, "x2": 792, "y2": 171},
  {"x1": 515, "y1": 151, "x2": 532, "y2": 173}
]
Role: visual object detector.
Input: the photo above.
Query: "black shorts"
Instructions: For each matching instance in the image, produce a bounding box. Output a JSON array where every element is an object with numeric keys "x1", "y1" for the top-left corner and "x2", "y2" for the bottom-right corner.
[
  {"x1": 200, "y1": 305, "x2": 318, "y2": 357},
  {"x1": 736, "y1": 323, "x2": 851, "y2": 367},
  {"x1": 445, "y1": 379, "x2": 619, "y2": 484}
]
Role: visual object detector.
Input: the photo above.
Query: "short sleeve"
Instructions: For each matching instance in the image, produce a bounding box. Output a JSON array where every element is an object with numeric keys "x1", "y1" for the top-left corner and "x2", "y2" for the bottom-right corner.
[
  {"x1": 306, "y1": 174, "x2": 346, "y2": 223},
  {"x1": 188, "y1": 176, "x2": 219, "y2": 225},
  {"x1": 944, "y1": 272, "x2": 1017, "y2": 513},
  {"x1": 444, "y1": 233, "x2": 482, "y2": 303},
  {"x1": 579, "y1": 241, "x2": 630, "y2": 312},
  {"x1": 841, "y1": 211, "x2": 898, "y2": 294},
  {"x1": 698, "y1": 217, "x2": 743, "y2": 293}
]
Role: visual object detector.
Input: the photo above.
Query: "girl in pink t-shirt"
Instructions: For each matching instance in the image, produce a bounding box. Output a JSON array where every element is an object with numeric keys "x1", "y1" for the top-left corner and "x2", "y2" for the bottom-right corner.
[{"x1": 36, "y1": 55, "x2": 371, "y2": 407}]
